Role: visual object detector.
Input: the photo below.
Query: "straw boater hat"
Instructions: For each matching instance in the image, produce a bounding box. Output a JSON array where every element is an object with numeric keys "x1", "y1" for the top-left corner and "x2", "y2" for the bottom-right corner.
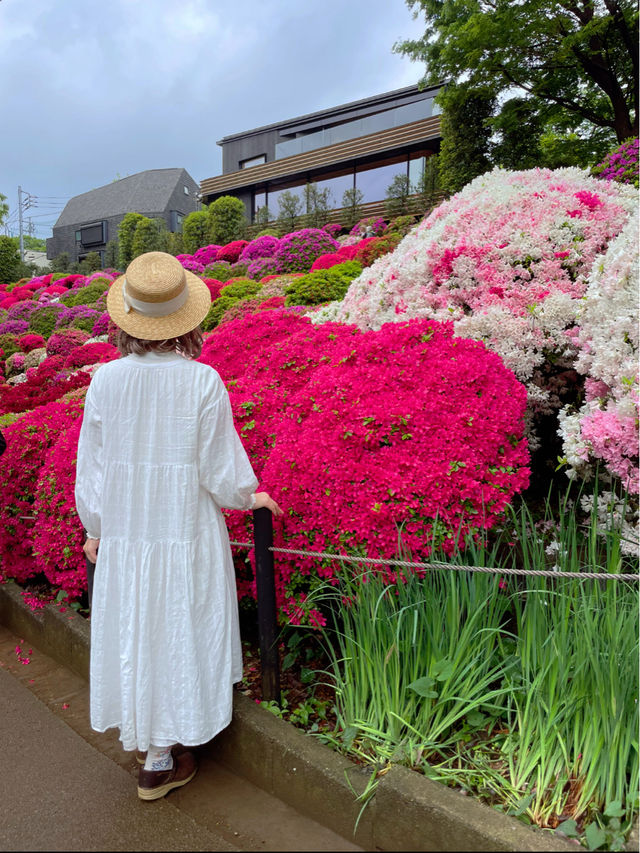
[{"x1": 106, "y1": 251, "x2": 211, "y2": 340}]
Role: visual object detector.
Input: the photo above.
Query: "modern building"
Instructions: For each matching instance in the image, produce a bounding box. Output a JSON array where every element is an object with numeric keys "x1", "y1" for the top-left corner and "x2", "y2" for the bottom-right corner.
[
  {"x1": 46, "y1": 168, "x2": 201, "y2": 264},
  {"x1": 200, "y1": 83, "x2": 442, "y2": 223}
]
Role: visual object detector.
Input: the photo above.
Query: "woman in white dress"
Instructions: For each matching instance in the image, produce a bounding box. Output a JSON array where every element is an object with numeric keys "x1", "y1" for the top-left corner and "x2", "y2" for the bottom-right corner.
[{"x1": 75, "y1": 251, "x2": 282, "y2": 801}]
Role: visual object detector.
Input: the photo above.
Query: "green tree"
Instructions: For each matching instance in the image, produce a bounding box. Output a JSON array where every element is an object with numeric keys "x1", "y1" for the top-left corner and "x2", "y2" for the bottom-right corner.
[
  {"x1": 341, "y1": 187, "x2": 364, "y2": 229},
  {"x1": 438, "y1": 83, "x2": 496, "y2": 196},
  {"x1": 131, "y1": 217, "x2": 164, "y2": 259},
  {"x1": 0, "y1": 192, "x2": 9, "y2": 228},
  {"x1": 104, "y1": 240, "x2": 119, "y2": 269},
  {"x1": 384, "y1": 174, "x2": 412, "y2": 218},
  {"x1": 78, "y1": 251, "x2": 102, "y2": 274},
  {"x1": 167, "y1": 231, "x2": 184, "y2": 256},
  {"x1": 0, "y1": 235, "x2": 22, "y2": 284},
  {"x1": 118, "y1": 212, "x2": 145, "y2": 268},
  {"x1": 395, "y1": 0, "x2": 637, "y2": 144},
  {"x1": 50, "y1": 252, "x2": 71, "y2": 273},
  {"x1": 182, "y1": 209, "x2": 209, "y2": 254},
  {"x1": 303, "y1": 182, "x2": 333, "y2": 228},
  {"x1": 413, "y1": 153, "x2": 440, "y2": 215},
  {"x1": 254, "y1": 205, "x2": 271, "y2": 227},
  {"x1": 207, "y1": 195, "x2": 247, "y2": 245},
  {"x1": 276, "y1": 190, "x2": 303, "y2": 233}
]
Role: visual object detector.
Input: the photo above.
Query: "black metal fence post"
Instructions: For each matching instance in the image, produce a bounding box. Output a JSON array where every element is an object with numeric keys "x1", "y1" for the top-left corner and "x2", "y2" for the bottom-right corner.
[{"x1": 252, "y1": 507, "x2": 280, "y2": 704}]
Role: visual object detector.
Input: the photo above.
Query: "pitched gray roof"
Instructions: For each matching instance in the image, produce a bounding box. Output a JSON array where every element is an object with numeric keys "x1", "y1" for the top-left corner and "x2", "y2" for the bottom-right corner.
[{"x1": 54, "y1": 168, "x2": 194, "y2": 227}]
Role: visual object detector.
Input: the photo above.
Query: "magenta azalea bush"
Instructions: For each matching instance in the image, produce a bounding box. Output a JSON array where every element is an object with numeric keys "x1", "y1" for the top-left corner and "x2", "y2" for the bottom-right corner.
[
  {"x1": 592, "y1": 137, "x2": 639, "y2": 188},
  {"x1": 247, "y1": 256, "x2": 280, "y2": 279},
  {"x1": 239, "y1": 234, "x2": 281, "y2": 262},
  {"x1": 274, "y1": 228, "x2": 339, "y2": 273},
  {"x1": 0, "y1": 398, "x2": 85, "y2": 583},
  {"x1": 198, "y1": 309, "x2": 530, "y2": 621}
]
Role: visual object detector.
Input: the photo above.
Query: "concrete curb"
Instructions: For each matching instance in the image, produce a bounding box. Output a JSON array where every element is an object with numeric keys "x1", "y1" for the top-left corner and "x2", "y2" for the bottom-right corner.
[{"x1": 0, "y1": 580, "x2": 576, "y2": 852}]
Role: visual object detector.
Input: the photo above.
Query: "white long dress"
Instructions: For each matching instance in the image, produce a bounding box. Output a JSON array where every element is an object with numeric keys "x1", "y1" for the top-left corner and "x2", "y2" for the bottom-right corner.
[{"x1": 74, "y1": 350, "x2": 258, "y2": 752}]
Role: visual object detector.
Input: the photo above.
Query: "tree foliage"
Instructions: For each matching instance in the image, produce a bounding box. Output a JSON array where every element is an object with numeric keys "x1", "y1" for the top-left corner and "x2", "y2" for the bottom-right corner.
[
  {"x1": 303, "y1": 182, "x2": 333, "y2": 228},
  {"x1": 385, "y1": 174, "x2": 413, "y2": 218},
  {"x1": 276, "y1": 190, "x2": 303, "y2": 233},
  {"x1": 395, "y1": 1, "x2": 638, "y2": 144},
  {"x1": 207, "y1": 195, "x2": 247, "y2": 245},
  {"x1": 438, "y1": 83, "x2": 496, "y2": 195},
  {"x1": 117, "y1": 212, "x2": 146, "y2": 268},
  {"x1": 341, "y1": 187, "x2": 364, "y2": 229},
  {"x1": 182, "y1": 209, "x2": 209, "y2": 254}
]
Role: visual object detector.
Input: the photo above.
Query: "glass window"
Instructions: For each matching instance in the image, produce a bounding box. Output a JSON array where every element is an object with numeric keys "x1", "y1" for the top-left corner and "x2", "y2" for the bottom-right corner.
[
  {"x1": 240, "y1": 154, "x2": 267, "y2": 169},
  {"x1": 183, "y1": 185, "x2": 190, "y2": 195},
  {"x1": 75, "y1": 230, "x2": 81, "y2": 242},
  {"x1": 314, "y1": 170, "x2": 354, "y2": 208},
  {"x1": 268, "y1": 182, "x2": 305, "y2": 216},
  {"x1": 409, "y1": 155, "x2": 426, "y2": 190},
  {"x1": 356, "y1": 157, "x2": 408, "y2": 204}
]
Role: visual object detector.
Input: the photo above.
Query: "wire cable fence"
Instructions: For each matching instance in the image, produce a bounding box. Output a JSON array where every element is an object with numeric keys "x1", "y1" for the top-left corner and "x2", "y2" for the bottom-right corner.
[{"x1": 229, "y1": 541, "x2": 640, "y2": 582}]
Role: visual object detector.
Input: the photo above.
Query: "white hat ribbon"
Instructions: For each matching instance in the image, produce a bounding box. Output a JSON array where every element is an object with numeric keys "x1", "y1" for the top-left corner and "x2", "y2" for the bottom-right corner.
[{"x1": 122, "y1": 278, "x2": 188, "y2": 316}]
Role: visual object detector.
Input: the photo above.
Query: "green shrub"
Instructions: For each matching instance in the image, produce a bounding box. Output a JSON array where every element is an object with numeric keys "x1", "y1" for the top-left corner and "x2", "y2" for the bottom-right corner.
[
  {"x1": 202, "y1": 278, "x2": 262, "y2": 331},
  {"x1": 284, "y1": 261, "x2": 362, "y2": 307},
  {"x1": 28, "y1": 304, "x2": 65, "y2": 339},
  {"x1": 385, "y1": 215, "x2": 417, "y2": 237},
  {"x1": 201, "y1": 261, "x2": 235, "y2": 282},
  {"x1": 256, "y1": 228, "x2": 280, "y2": 238},
  {"x1": 78, "y1": 252, "x2": 102, "y2": 274},
  {"x1": 62, "y1": 280, "x2": 109, "y2": 308},
  {"x1": 0, "y1": 333, "x2": 20, "y2": 361}
]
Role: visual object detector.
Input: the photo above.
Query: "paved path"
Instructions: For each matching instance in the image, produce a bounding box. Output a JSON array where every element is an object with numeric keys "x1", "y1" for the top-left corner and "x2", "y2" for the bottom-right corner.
[{"x1": 0, "y1": 625, "x2": 362, "y2": 852}]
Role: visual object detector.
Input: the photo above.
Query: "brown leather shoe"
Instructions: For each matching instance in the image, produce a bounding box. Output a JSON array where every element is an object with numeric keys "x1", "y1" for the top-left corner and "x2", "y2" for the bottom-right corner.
[{"x1": 137, "y1": 750, "x2": 197, "y2": 801}]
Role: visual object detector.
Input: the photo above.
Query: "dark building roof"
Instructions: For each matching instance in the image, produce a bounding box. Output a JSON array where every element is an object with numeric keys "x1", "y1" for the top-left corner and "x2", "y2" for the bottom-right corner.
[
  {"x1": 216, "y1": 83, "x2": 441, "y2": 145},
  {"x1": 54, "y1": 168, "x2": 197, "y2": 227}
]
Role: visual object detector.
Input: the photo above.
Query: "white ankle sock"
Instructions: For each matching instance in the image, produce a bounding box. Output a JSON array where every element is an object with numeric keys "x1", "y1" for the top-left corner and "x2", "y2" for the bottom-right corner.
[{"x1": 144, "y1": 744, "x2": 174, "y2": 772}]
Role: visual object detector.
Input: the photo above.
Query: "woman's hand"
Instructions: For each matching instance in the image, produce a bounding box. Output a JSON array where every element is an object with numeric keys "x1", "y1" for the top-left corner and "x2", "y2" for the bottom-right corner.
[
  {"x1": 253, "y1": 492, "x2": 284, "y2": 516},
  {"x1": 83, "y1": 537, "x2": 100, "y2": 563}
]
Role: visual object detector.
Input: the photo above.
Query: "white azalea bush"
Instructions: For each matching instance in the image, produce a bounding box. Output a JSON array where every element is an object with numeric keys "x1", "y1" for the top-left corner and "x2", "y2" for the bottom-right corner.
[{"x1": 312, "y1": 167, "x2": 638, "y2": 507}]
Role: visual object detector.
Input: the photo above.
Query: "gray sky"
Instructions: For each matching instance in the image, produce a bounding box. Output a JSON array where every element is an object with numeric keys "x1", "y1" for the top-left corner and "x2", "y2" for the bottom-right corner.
[{"x1": 0, "y1": 0, "x2": 427, "y2": 240}]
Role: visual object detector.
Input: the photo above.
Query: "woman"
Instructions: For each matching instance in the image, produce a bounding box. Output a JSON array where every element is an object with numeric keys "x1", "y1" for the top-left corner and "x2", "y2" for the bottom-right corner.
[{"x1": 75, "y1": 251, "x2": 282, "y2": 801}]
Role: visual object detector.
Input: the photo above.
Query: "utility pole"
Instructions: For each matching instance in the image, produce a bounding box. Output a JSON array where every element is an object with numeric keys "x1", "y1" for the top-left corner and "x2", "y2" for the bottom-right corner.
[
  {"x1": 18, "y1": 186, "x2": 24, "y2": 261},
  {"x1": 17, "y1": 187, "x2": 36, "y2": 261}
]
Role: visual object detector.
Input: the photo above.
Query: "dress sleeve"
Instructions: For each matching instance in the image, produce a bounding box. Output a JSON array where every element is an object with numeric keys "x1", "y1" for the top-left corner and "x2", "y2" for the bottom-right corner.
[
  {"x1": 198, "y1": 382, "x2": 258, "y2": 510},
  {"x1": 74, "y1": 384, "x2": 103, "y2": 539}
]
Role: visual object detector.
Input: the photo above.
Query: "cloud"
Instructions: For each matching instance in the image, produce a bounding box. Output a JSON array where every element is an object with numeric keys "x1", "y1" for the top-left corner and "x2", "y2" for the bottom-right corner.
[{"x1": 0, "y1": 0, "x2": 428, "y2": 237}]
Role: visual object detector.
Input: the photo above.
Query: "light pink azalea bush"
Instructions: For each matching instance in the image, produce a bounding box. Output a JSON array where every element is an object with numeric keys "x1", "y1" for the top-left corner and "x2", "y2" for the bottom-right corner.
[{"x1": 557, "y1": 209, "x2": 639, "y2": 548}]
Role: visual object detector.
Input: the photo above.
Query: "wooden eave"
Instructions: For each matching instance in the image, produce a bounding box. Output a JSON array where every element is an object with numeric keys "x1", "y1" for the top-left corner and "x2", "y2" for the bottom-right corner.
[{"x1": 200, "y1": 115, "x2": 441, "y2": 197}]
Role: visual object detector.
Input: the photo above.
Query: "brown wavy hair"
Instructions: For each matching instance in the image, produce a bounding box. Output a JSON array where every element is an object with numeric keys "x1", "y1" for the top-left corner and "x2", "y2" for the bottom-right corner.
[{"x1": 116, "y1": 326, "x2": 203, "y2": 359}]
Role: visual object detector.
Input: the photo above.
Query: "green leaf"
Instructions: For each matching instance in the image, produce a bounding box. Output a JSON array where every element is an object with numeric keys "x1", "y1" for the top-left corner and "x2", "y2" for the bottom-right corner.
[
  {"x1": 431, "y1": 658, "x2": 455, "y2": 681},
  {"x1": 556, "y1": 819, "x2": 579, "y2": 838},
  {"x1": 585, "y1": 823, "x2": 607, "y2": 850},
  {"x1": 507, "y1": 793, "x2": 534, "y2": 816},
  {"x1": 408, "y1": 676, "x2": 438, "y2": 698},
  {"x1": 466, "y1": 710, "x2": 487, "y2": 728},
  {"x1": 604, "y1": 801, "x2": 625, "y2": 818}
]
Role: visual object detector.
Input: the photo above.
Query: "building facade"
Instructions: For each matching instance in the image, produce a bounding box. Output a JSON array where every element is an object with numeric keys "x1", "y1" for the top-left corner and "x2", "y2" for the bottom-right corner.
[
  {"x1": 46, "y1": 168, "x2": 201, "y2": 264},
  {"x1": 200, "y1": 84, "x2": 442, "y2": 223}
]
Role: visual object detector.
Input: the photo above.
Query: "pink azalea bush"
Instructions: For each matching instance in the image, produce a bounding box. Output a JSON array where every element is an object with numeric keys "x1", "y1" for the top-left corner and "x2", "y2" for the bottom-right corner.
[{"x1": 64, "y1": 342, "x2": 120, "y2": 370}]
